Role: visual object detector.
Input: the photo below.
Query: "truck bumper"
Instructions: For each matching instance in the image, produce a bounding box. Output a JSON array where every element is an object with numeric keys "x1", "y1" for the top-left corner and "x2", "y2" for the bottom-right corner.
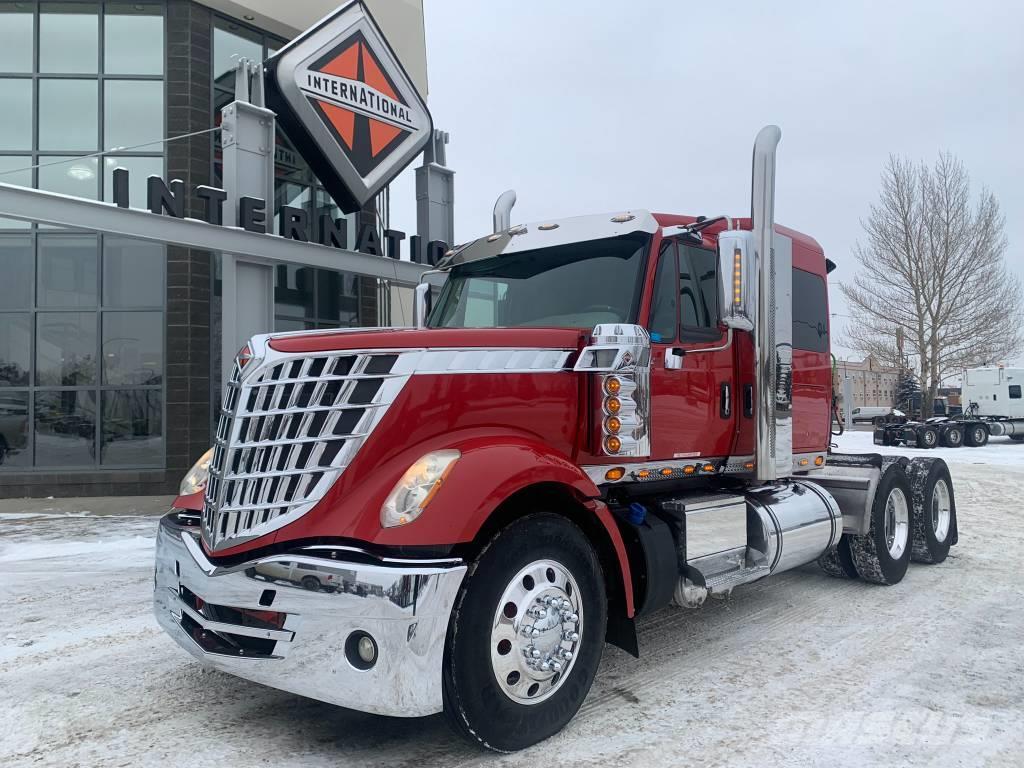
[{"x1": 153, "y1": 511, "x2": 466, "y2": 717}]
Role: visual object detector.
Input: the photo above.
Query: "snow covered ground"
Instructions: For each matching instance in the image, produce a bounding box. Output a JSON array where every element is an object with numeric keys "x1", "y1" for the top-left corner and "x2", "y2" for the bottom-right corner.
[{"x1": 3, "y1": 435, "x2": 1023, "y2": 767}]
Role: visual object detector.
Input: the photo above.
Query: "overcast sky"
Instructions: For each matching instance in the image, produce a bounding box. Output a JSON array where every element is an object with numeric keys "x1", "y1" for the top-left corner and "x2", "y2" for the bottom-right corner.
[{"x1": 387, "y1": 0, "x2": 1024, "y2": 364}]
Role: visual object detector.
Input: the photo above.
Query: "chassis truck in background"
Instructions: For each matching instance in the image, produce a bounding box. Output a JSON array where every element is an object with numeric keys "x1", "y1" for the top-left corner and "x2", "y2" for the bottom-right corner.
[
  {"x1": 153, "y1": 126, "x2": 959, "y2": 751},
  {"x1": 875, "y1": 367, "x2": 1024, "y2": 448}
]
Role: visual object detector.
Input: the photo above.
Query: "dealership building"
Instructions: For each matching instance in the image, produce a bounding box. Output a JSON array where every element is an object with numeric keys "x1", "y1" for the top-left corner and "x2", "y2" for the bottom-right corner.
[{"x1": 0, "y1": 0, "x2": 432, "y2": 497}]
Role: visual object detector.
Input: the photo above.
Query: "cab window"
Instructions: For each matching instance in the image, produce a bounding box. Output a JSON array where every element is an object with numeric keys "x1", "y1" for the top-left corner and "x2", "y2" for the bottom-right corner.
[
  {"x1": 679, "y1": 244, "x2": 718, "y2": 336},
  {"x1": 648, "y1": 241, "x2": 678, "y2": 342}
]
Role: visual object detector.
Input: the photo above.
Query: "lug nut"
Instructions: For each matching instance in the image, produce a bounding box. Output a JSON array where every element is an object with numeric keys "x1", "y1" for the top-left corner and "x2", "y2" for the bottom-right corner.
[
  {"x1": 551, "y1": 660, "x2": 563, "y2": 672},
  {"x1": 531, "y1": 628, "x2": 541, "y2": 638},
  {"x1": 540, "y1": 661, "x2": 551, "y2": 672},
  {"x1": 531, "y1": 648, "x2": 541, "y2": 659},
  {"x1": 563, "y1": 630, "x2": 579, "y2": 642},
  {"x1": 561, "y1": 650, "x2": 573, "y2": 660}
]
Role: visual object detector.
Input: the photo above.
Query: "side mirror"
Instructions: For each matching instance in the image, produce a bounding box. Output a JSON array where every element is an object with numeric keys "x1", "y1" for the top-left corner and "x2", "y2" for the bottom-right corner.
[
  {"x1": 413, "y1": 282, "x2": 432, "y2": 329},
  {"x1": 717, "y1": 230, "x2": 756, "y2": 332}
]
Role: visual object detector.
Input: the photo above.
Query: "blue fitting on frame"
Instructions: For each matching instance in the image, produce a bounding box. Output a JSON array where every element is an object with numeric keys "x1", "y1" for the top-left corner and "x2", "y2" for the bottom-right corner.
[{"x1": 628, "y1": 502, "x2": 647, "y2": 525}]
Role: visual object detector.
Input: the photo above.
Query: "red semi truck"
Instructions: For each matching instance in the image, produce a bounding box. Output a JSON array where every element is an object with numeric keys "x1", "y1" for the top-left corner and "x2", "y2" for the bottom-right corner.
[{"x1": 154, "y1": 127, "x2": 958, "y2": 751}]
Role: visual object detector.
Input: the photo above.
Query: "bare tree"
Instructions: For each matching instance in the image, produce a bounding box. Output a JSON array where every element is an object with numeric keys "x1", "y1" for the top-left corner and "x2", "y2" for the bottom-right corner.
[{"x1": 841, "y1": 153, "x2": 1023, "y2": 416}]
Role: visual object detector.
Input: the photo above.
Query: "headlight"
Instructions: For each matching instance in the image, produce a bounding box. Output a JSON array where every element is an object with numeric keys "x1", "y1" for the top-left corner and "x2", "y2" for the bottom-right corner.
[
  {"x1": 380, "y1": 450, "x2": 460, "y2": 528},
  {"x1": 179, "y1": 447, "x2": 214, "y2": 496}
]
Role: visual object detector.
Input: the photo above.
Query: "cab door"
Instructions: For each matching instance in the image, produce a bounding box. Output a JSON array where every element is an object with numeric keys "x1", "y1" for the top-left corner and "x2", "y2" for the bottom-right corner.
[{"x1": 647, "y1": 239, "x2": 735, "y2": 461}]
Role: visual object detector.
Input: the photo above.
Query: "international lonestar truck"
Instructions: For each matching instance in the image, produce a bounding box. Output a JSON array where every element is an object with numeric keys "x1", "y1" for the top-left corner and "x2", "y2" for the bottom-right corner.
[{"x1": 154, "y1": 127, "x2": 958, "y2": 751}]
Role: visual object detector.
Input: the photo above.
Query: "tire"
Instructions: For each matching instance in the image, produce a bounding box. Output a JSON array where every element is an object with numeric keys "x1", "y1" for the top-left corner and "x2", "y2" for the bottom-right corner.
[
  {"x1": 916, "y1": 425, "x2": 939, "y2": 449},
  {"x1": 874, "y1": 416, "x2": 886, "y2": 427},
  {"x1": 817, "y1": 536, "x2": 859, "y2": 579},
  {"x1": 940, "y1": 425, "x2": 963, "y2": 448},
  {"x1": 847, "y1": 466, "x2": 913, "y2": 585},
  {"x1": 907, "y1": 458, "x2": 956, "y2": 564},
  {"x1": 964, "y1": 423, "x2": 989, "y2": 447},
  {"x1": 443, "y1": 514, "x2": 606, "y2": 752},
  {"x1": 301, "y1": 576, "x2": 320, "y2": 591}
]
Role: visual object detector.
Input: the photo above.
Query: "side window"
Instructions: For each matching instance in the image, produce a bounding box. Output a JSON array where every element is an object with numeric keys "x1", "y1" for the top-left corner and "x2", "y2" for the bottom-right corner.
[
  {"x1": 1010, "y1": 385, "x2": 1022, "y2": 399},
  {"x1": 792, "y1": 268, "x2": 830, "y2": 353},
  {"x1": 679, "y1": 245, "x2": 717, "y2": 335},
  {"x1": 648, "y1": 242, "x2": 677, "y2": 342}
]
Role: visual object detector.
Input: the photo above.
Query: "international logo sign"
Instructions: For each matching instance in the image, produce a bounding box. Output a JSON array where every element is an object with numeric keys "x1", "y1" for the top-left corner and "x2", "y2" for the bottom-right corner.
[{"x1": 266, "y1": 1, "x2": 431, "y2": 213}]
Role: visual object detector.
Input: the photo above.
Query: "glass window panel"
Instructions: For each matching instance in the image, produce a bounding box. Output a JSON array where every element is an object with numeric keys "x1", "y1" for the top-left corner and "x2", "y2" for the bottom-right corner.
[
  {"x1": 36, "y1": 312, "x2": 97, "y2": 386},
  {"x1": 213, "y1": 23, "x2": 262, "y2": 87},
  {"x1": 102, "y1": 156, "x2": 163, "y2": 209},
  {"x1": 38, "y1": 156, "x2": 99, "y2": 200},
  {"x1": 275, "y1": 127, "x2": 309, "y2": 184},
  {"x1": 102, "y1": 311, "x2": 162, "y2": 385},
  {"x1": 39, "y1": 79, "x2": 99, "y2": 150},
  {"x1": 0, "y1": 313, "x2": 31, "y2": 386},
  {"x1": 0, "y1": 79, "x2": 32, "y2": 150},
  {"x1": 0, "y1": 157, "x2": 32, "y2": 229},
  {"x1": 0, "y1": 236, "x2": 32, "y2": 308},
  {"x1": 0, "y1": 4, "x2": 33, "y2": 72},
  {"x1": 317, "y1": 269, "x2": 359, "y2": 326},
  {"x1": 40, "y1": 4, "x2": 99, "y2": 74},
  {"x1": 104, "y1": 80, "x2": 164, "y2": 151},
  {"x1": 0, "y1": 389, "x2": 30, "y2": 468},
  {"x1": 274, "y1": 264, "x2": 315, "y2": 318},
  {"x1": 274, "y1": 180, "x2": 311, "y2": 220},
  {"x1": 34, "y1": 390, "x2": 96, "y2": 467},
  {"x1": 38, "y1": 235, "x2": 99, "y2": 307},
  {"x1": 104, "y1": 6, "x2": 164, "y2": 75},
  {"x1": 274, "y1": 317, "x2": 315, "y2": 332},
  {"x1": 103, "y1": 237, "x2": 165, "y2": 307},
  {"x1": 101, "y1": 389, "x2": 162, "y2": 466}
]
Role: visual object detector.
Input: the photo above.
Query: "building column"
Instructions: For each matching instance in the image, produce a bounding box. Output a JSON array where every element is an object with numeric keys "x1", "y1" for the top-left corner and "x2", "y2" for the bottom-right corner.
[{"x1": 163, "y1": 0, "x2": 215, "y2": 490}]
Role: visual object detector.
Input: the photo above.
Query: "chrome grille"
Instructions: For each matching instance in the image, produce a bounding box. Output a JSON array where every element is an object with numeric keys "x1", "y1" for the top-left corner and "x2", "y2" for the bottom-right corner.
[{"x1": 202, "y1": 346, "x2": 407, "y2": 551}]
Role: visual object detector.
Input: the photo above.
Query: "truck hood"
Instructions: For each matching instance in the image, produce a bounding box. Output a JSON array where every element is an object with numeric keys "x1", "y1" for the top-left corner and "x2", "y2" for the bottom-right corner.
[{"x1": 198, "y1": 325, "x2": 591, "y2": 557}]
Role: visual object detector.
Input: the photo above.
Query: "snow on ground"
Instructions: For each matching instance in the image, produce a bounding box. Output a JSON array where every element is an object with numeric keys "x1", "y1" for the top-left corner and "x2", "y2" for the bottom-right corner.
[{"x1": 2, "y1": 441, "x2": 1023, "y2": 767}]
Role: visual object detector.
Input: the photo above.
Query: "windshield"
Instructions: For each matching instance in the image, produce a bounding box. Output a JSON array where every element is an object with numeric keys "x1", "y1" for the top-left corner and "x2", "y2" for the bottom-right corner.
[{"x1": 429, "y1": 233, "x2": 649, "y2": 329}]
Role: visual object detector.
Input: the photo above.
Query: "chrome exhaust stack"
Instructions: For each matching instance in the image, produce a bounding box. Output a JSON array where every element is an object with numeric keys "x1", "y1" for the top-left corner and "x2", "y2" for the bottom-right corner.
[
  {"x1": 751, "y1": 125, "x2": 793, "y2": 483},
  {"x1": 492, "y1": 189, "x2": 516, "y2": 233}
]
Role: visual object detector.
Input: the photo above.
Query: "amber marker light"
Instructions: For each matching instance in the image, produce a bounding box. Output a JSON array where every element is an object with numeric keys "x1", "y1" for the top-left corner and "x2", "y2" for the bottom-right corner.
[
  {"x1": 637, "y1": 469, "x2": 651, "y2": 479},
  {"x1": 605, "y1": 396, "x2": 622, "y2": 414},
  {"x1": 604, "y1": 377, "x2": 622, "y2": 395},
  {"x1": 604, "y1": 435, "x2": 622, "y2": 454},
  {"x1": 605, "y1": 467, "x2": 625, "y2": 481},
  {"x1": 703, "y1": 463, "x2": 715, "y2": 473},
  {"x1": 683, "y1": 465, "x2": 696, "y2": 475},
  {"x1": 605, "y1": 416, "x2": 622, "y2": 434},
  {"x1": 744, "y1": 461, "x2": 755, "y2": 470},
  {"x1": 660, "y1": 467, "x2": 674, "y2": 476},
  {"x1": 814, "y1": 456, "x2": 825, "y2": 466}
]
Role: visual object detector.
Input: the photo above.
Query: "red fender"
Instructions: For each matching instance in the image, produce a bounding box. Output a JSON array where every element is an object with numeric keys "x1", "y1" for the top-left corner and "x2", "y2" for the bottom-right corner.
[{"x1": 400, "y1": 435, "x2": 636, "y2": 618}]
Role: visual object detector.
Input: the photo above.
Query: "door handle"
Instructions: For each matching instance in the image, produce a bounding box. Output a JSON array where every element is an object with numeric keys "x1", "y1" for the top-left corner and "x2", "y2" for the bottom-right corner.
[
  {"x1": 720, "y1": 382, "x2": 731, "y2": 418},
  {"x1": 665, "y1": 347, "x2": 684, "y2": 370}
]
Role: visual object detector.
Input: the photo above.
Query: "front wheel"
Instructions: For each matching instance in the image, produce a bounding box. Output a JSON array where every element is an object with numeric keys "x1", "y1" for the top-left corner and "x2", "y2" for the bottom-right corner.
[{"x1": 443, "y1": 514, "x2": 606, "y2": 752}]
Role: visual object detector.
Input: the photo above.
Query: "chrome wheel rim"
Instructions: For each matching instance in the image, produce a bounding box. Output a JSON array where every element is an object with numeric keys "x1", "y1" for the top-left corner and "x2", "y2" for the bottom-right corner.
[
  {"x1": 931, "y1": 479, "x2": 952, "y2": 542},
  {"x1": 884, "y1": 487, "x2": 910, "y2": 559},
  {"x1": 490, "y1": 559, "x2": 584, "y2": 705}
]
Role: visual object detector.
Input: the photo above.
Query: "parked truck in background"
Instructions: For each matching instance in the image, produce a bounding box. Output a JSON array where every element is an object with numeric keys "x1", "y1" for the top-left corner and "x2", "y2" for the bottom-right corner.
[
  {"x1": 153, "y1": 127, "x2": 959, "y2": 751},
  {"x1": 875, "y1": 367, "x2": 1024, "y2": 448}
]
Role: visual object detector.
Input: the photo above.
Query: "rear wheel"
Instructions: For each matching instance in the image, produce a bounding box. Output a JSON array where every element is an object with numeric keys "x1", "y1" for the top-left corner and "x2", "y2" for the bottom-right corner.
[
  {"x1": 916, "y1": 425, "x2": 939, "y2": 449},
  {"x1": 847, "y1": 467, "x2": 913, "y2": 585},
  {"x1": 443, "y1": 514, "x2": 606, "y2": 752},
  {"x1": 941, "y1": 425, "x2": 963, "y2": 448},
  {"x1": 817, "y1": 536, "x2": 859, "y2": 579},
  {"x1": 907, "y1": 458, "x2": 956, "y2": 564},
  {"x1": 964, "y1": 423, "x2": 989, "y2": 447},
  {"x1": 874, "y1": 416, "x2": 886, "y2": 427}
]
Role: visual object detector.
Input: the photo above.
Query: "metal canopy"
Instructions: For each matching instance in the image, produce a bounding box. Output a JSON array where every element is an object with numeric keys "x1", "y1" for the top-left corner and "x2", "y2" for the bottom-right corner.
[{"x1": 0, "y1": 181, "x2": 427, "y2": 285}]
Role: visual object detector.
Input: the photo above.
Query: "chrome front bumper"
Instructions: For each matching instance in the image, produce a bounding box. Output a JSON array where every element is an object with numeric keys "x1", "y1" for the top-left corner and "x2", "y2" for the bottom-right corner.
[{"x1": 153, "y1": 512, "x2": 466, "y2": 717}]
